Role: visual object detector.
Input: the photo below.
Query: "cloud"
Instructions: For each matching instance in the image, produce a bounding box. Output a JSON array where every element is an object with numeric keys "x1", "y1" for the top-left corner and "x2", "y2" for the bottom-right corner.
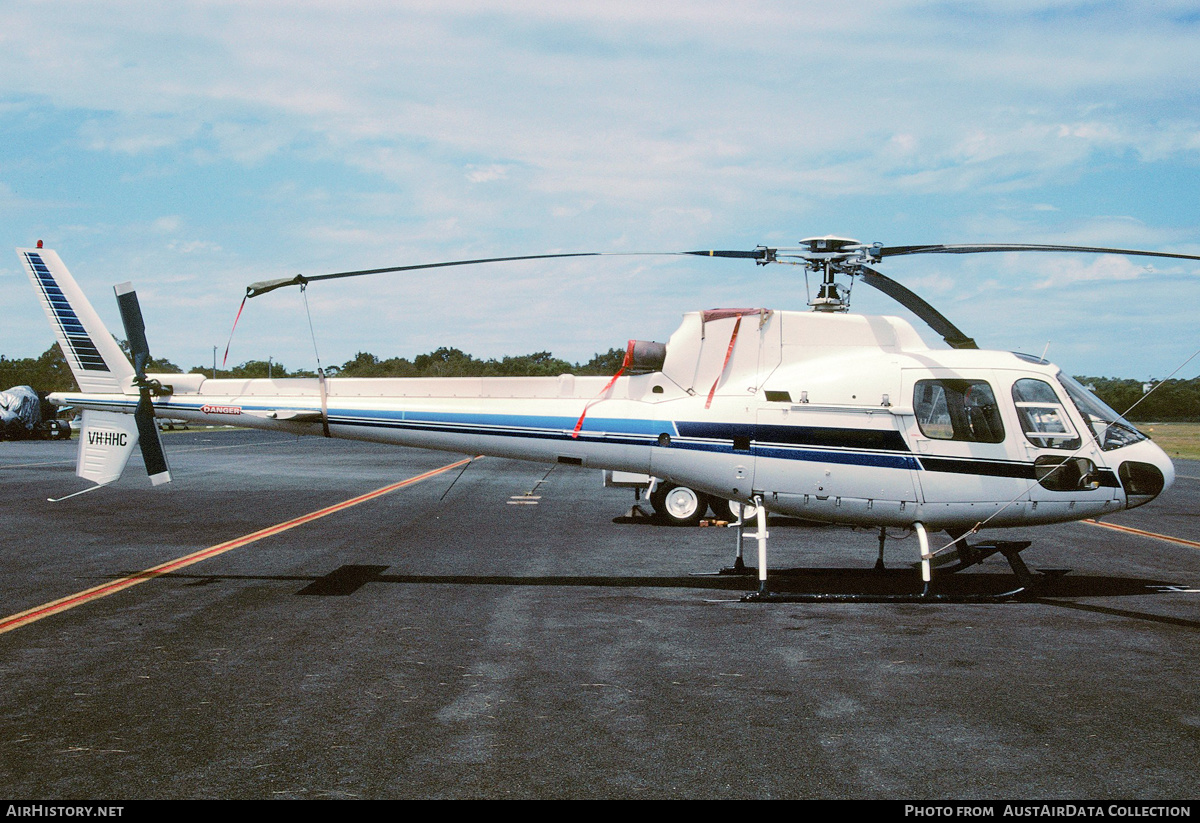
[
  {"x1": 1028, "y1": 255, "x2": 1149, "y2": 289},
  {"x1": 465, "y1": 164, "x2": 511, "y2": 183},
  {"x1": 152, "y1": 216, "x2": 182, "y2": 233},
  {"x1": 3, "y1": 1, "x2": 1199, "y2": 377}
]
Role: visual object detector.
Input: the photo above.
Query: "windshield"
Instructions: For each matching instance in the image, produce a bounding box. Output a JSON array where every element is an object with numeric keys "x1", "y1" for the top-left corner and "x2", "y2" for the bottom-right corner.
[{"x1": 1056, "y1": 373, "x2": 1148, "y2": 450}]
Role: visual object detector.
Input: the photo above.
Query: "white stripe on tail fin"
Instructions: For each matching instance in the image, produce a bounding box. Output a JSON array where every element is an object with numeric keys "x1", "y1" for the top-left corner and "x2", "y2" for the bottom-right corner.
[{"x1": 18, "y1": 247, "x2": 135, "y2": 395}]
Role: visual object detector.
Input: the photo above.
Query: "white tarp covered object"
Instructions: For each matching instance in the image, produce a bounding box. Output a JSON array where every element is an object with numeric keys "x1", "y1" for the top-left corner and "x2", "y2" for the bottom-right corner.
[{"x1": 0, "y1": 385, "x2": 42, "y2": 432}]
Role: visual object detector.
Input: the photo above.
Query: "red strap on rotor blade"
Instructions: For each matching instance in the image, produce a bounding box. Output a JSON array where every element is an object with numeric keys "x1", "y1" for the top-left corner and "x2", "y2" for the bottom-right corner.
[
  {"x1": 572, "y1": 341, "x2": 634, "y2": 438},
  {"x1": 705, "y1": 315, "x2": 741, "y2": 409},
  {"x1": 222, "y1": 294, "x2": 247, "y2": 367}
]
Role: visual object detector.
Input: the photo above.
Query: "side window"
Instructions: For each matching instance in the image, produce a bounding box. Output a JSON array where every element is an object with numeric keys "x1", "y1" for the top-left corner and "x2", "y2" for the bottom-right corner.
[
  {"x1": 1012, "y1": 378, "x2": 1080, "y2": 450},
  {"x1": 914, "y1": 379, "x2": 1005, "y2": 443}
]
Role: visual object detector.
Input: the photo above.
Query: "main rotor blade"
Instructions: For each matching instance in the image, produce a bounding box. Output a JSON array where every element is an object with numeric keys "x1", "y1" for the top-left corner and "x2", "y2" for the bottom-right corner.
[
  {"x1": 857, "y1": 265, "x2": 978, "y2": 350},
  {"x1": 245, "y1": 249, "x2": 771, "y2": 297},
  {"x1": 244, "y1": 240, "x2": 1200, "y2": 298},
  {"x1": 682, "y1": 249, "x2": 771, "y2": 260},
  {"x1": 878, "y1": 243, "x2": 1200, "y2": 262},
  {"x1": 246, "y1": 252, "x2": 609, "y2": 297}
]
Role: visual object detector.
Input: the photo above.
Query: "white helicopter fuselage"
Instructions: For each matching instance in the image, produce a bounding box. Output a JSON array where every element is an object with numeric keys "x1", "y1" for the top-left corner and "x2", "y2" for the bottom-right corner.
[{"x1": 48, "y1": 300, "x2": 1174, "y2": 532}]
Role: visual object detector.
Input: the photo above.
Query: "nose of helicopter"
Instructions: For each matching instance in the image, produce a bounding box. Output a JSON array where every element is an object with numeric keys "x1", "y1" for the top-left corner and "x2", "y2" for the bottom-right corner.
[{"x1": 1116, "y1": 437, "x2": 1175, "y2": 510}]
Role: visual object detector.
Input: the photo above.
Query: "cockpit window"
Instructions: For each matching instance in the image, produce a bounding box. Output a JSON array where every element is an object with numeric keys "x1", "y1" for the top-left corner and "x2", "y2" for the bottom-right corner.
[
  {"x1": 1012, "y1": 378, "x2": 1080, "y2": 450},
  {"x1": 914, "y1": 379, "x2": 1005, "y2": 443},
  {"x1": 1056, "y1": 373, "x2": 1148, "y2": 451}
]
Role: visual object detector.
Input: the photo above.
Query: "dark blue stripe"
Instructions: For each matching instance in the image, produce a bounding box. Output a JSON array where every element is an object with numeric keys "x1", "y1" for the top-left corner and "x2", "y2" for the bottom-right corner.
[
  {"x1": 677, "y1": 421, "x2": 911, "y2": 452},
  {"x1": 753, "y1": 445, "x2": 919, "y2": 470},
  {"x1": 918, "y1": 456, "x2": 1035, "y2": 479},
  {"x1": 25, "y1": 252, "x2": 108, "y2": 372}
]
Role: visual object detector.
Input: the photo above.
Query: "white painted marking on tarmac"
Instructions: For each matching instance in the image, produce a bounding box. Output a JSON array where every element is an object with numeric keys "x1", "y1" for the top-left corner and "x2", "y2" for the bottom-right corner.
[{"x1": 0, "y1": 458, "x2": 75, "y2": 470}]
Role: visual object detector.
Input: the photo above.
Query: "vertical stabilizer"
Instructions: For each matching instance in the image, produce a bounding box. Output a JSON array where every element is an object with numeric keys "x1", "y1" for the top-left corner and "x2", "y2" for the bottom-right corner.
[
  {"x1": 75, "y1": 410, "x2": 140, "y2": 486},
  {"x1": 18, "y1": 247, "x2": 135, "y2": 394}
]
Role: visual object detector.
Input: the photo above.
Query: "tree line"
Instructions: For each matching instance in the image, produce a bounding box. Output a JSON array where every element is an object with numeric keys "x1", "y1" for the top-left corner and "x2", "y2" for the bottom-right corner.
[
  {"x1": 1073, "y1": 376, "x2": 1200, "y2": 423},
  {"x1": 1, "y1": 344, "x2": 627, "y2": 391},
  {"x1": 4, "y1": 343, "x2": 1197, "y2": 422}
]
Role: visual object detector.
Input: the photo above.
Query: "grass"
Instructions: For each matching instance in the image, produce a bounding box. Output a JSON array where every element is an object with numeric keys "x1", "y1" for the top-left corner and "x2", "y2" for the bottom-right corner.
[{"x1": 1141, "y1": 422, "x2": 1200, "y2": 461}]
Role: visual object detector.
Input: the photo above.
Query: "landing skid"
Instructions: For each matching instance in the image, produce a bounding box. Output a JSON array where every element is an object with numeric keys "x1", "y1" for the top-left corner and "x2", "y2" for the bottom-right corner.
[
  {"x1": 715, "y1": 556, "x2": 752, "y2": 576},
  {"x1": 742, "y1": 583, "x2": 1037, "y2": 604},
  {"x1": 742, "y1": 547, "x2": 1053, "y2": 603},
  {"x1": 712, "y1": 506, "x2": 1061, "y2": 603},
  {"x1": 931, "y1": 539, "x2": 1032, "y2": 575}
]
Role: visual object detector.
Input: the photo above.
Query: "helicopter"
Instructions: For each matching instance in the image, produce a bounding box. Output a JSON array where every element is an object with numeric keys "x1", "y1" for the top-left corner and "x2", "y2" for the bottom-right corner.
[{"x1": 18, "y1": 236, "x2": 1197, "y2": 603}]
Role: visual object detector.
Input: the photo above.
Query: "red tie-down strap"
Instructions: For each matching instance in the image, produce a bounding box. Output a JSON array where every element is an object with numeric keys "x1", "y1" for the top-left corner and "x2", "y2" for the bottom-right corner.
[
  {"x1": 222, "y1": 294, "x2": 248, "y2": 367},
  {"x1": 705, "y1": 314, "x2": 742, "y2": 409},
  {"x1": 572, "y1": 340, "x2": 634, "y2": 438}
]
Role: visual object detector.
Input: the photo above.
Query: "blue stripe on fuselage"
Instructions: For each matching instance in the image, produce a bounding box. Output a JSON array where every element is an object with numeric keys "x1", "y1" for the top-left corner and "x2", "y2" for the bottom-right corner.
[{"x1": 83, "y1": 398, "x2": 918, "y2": 471}]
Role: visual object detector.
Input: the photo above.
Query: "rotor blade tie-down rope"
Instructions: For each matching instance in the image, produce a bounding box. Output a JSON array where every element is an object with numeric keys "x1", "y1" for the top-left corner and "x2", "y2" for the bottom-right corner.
[
  {"x1": 572, "y1": 341, "x2": 634, "y2": 438},
  {"x1": 706, "y1": 315, "x2": 742, "y2": 409},
  {"x1": 300, "y1": 284, "x2": 332, "y2": 438}
]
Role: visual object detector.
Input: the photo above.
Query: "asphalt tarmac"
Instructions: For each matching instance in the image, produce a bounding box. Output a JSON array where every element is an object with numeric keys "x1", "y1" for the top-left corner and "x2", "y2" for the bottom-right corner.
[{"x1": 2, "y1": 429, "x2": 1199, "y2": 799}]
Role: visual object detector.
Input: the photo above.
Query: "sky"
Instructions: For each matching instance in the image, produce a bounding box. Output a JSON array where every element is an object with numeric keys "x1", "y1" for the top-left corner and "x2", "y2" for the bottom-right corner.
[{"x1": 2, "y1": 0, "x2": 1199, "y2": 380}]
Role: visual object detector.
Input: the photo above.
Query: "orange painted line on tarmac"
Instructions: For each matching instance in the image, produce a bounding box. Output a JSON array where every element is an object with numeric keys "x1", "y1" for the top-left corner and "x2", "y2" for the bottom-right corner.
[
  {"x1": 1082, "y1": 518, "x2": 1200, "y2": 550},
  {"x1": 0, "y1": 456, "x2": 476, "y2": 635}
]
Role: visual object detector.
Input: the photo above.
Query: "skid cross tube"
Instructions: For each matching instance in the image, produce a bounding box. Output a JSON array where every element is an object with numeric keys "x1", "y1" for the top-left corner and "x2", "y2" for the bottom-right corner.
[{"x1": 741, "y1": 523, "x2": 1046, "y2": 603}]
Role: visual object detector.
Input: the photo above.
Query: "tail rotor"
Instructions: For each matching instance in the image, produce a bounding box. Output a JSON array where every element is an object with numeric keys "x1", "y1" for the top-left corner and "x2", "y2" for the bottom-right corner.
[{"x1": 114, "y1": 282, "x2": 171, "y2": 485}]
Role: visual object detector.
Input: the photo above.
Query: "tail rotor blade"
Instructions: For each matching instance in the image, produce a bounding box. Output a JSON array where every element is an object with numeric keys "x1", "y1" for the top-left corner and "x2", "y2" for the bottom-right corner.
[
  {"x1": 135, "y1": 393, "x2": 171, "y2": 485},
  {"x1": 115, "y1": 282, "x2": 151, "y2": 378},
  {"x1": 114, "y1": 282, "x2": 171, "y2": 485}
]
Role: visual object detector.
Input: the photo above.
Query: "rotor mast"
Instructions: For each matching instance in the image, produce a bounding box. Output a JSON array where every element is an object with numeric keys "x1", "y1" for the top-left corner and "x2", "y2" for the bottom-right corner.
[{"x1": 767, "y1": 236, "x2": 882, "y2": 312}]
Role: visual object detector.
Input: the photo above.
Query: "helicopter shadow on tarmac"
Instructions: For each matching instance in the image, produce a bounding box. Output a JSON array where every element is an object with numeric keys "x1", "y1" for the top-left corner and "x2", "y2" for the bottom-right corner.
[{"x1": 609, "y1": 511, "x2": 1198, "y2": 615}]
